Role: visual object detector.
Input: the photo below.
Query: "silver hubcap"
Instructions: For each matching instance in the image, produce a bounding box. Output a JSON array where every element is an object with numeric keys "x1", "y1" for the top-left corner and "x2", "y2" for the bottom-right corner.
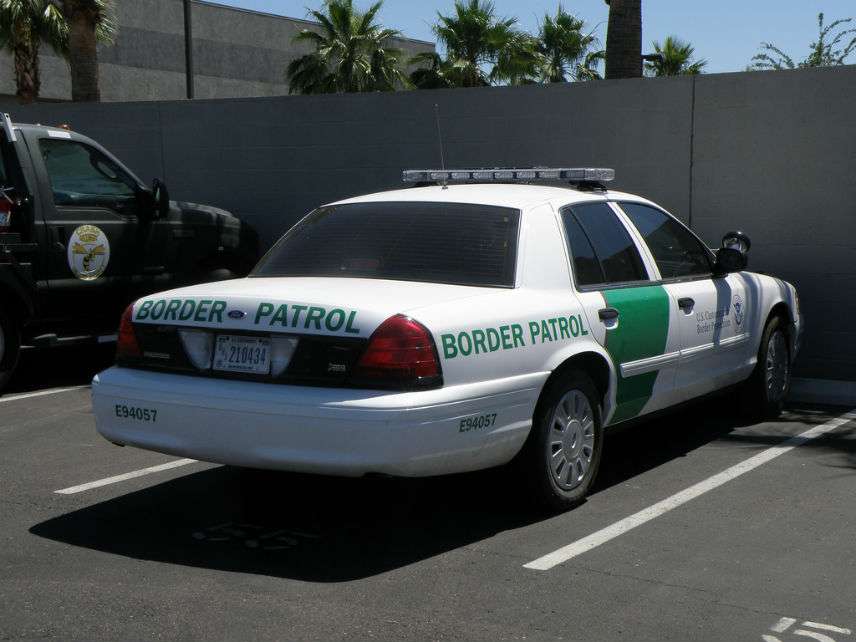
[
  {"x1": 765, "y1": 330, "x2": 789, "y2": 402},
  {"x1": 548, "y1": 390, "x2": 595, "y2": 491}
]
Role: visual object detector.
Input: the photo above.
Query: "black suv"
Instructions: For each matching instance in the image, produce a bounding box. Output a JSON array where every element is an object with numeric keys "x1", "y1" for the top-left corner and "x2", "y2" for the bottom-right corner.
[{"x1": 0, "y1": 115, "x2": 258, "y2": 390}]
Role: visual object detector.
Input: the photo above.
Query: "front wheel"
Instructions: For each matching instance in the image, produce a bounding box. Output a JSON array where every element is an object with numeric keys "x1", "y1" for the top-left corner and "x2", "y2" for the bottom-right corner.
[
  {"x1": 517, "y1": 371, "x2": 603, "y2": 512},
  {"x1": 741, "y1": 316, "x2": 791, "y2": 420},
  {"x1": 0, "y1": 306, "x2": 21, "y2": 393}
]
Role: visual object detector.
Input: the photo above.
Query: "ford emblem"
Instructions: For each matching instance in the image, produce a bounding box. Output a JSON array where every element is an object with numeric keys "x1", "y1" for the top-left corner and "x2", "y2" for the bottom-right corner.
[{"x1": 228, "y1": 309, "x2": 246, "y2": 320}]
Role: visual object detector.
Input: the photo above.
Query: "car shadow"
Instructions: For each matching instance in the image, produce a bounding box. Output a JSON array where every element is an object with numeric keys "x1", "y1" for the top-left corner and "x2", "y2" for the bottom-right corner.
[
  {"x1": 4, "y1": 344, "x2": 114, "y2": 395},
  {"x1": 29, "y1": 399, "x2": 851, "y2": 582}
]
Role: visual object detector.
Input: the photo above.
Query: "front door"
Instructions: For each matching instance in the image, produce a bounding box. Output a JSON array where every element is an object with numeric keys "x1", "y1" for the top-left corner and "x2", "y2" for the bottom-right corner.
[
  {"x1": 28, "y1": 132, "x2": 144, "y2": 330},
  {"x1": 616, "y1": 201, "x2": 750, "y2": 401}
]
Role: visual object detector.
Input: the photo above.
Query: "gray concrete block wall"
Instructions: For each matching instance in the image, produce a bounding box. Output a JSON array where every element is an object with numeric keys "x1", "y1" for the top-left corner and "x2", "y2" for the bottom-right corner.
[
  {"x1": 690, "y1": 65, "x2": 856, "y2": 380},
  {"x1": 4, "y1": 66, "x2": 854, "y2": 379}
]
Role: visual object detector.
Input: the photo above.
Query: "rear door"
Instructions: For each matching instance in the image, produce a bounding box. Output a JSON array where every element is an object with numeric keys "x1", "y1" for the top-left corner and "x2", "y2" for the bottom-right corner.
[
  {"x1": 560, "y1": 202, "x2": 681, "y2": 424},
  {"x1": 616, "y1": 201, "x2": 750, "y2": 400}
]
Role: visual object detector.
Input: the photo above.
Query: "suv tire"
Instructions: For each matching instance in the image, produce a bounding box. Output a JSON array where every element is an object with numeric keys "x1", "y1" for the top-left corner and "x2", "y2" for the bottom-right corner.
[{"x1": 0, "y1": 306, "x2": 21, "y2": 392}]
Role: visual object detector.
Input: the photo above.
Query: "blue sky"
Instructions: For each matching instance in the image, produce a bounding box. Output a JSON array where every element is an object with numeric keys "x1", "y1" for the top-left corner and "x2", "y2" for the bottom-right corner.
[{"x1": 211, "y1": 0, "x2": 856, "y2": 73}]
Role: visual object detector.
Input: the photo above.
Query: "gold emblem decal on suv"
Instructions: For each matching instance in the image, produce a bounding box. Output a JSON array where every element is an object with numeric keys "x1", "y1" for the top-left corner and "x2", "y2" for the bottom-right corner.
[{"x1": 67, "y1": 224, "x2": 110, "y2": 281}]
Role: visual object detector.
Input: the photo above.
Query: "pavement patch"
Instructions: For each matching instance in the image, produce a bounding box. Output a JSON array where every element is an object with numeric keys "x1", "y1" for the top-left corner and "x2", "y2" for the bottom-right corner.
[{"x1": 524, "y1": 409, "x2": 856, "y2": 570}]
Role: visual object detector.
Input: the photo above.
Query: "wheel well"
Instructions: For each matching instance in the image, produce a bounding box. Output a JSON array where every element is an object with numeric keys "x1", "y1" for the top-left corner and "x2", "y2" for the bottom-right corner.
[
  {"x1": 540, "y1": 352, "x2": 611, "y2": 413},
  {"x1": 767, "y1": 302, "x2": 792, "y2": 334}
]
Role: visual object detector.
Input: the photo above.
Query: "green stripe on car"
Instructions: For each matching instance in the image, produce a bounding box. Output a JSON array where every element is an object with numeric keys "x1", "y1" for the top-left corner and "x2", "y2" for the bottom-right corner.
[{"x1": 602, "y1": 285, "x2": 670, "y2": 424}]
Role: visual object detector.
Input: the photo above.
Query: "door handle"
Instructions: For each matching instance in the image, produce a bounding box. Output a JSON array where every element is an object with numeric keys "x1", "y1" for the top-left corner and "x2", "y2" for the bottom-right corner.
[
  {"x1": 598, "y1": 307, "x2": 619, "y2": 321},
  {"x1": 678, "y1": 297, "x2": 695, "y2": 311}
]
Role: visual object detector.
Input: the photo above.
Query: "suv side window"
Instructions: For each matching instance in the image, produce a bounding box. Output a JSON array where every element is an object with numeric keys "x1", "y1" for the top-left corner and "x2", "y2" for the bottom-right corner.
[
  {"x1": 562, "y1": 202, "x2": 647, "y2": 287},
  {"x1": 619, "y1": 202, "x2": 712, "y2": 279},
  {"x1": 39, "y1": 139, "x2": 137, "y2": 208}
]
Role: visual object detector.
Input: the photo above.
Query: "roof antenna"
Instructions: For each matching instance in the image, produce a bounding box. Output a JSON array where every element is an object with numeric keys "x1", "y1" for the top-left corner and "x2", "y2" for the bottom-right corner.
[{"x1": 434, "y1": 104, "x2": 448, "y2": 189}]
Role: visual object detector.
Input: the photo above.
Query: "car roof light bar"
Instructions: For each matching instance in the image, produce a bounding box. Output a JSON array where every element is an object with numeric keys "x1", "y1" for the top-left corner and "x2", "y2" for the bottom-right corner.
[{"x1": 402, "y1": 167, "x2": 615, "y2": 185}]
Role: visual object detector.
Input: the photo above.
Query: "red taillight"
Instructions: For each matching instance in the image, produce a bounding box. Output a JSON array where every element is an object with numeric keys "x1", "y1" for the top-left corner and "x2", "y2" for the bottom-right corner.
[
  {"x1": 116, "y1": 304, "x2": 141, "y2": 360},
  {"x1": 0, "y1": 198, "x2": 12, "y2": 232},
  {"x1": 352, "y1": 315, "x2": 442, "y2": 389}
]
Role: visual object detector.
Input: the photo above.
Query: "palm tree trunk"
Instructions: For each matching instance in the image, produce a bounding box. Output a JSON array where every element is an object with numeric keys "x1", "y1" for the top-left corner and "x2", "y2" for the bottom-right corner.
[
  {"x1": 605, "y1": 0, "x2": 642, "y2": 79},
  {"x1": 12, "y1": 22, "x2": 40, "y2": 104},
  {"x1": 65, "y1": 1, "x2": 101, "y2": 102}
]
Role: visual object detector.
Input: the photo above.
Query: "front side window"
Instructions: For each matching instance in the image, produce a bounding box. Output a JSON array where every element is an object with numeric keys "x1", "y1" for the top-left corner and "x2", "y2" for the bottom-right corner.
[
  {"x1": 619, "y1": 202, "x2": 712, "y2": 279},
  {"x1": 562, "y1": 203, "x2": 647, "y2": 287},
  {"x1": 39, "y1": 139, "x2": 137, "y2": 207},
  {"x1": 253, "y1": 201, "x2": 520, "y2": 288}
]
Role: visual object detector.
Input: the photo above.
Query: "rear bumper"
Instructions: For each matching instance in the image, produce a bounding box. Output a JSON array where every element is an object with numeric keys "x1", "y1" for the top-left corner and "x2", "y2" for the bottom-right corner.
[{"x1": 92, "y1": 367, "x2": 544, "y2": 477}]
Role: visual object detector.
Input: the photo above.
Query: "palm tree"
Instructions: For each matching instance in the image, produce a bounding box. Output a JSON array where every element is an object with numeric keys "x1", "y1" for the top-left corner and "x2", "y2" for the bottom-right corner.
[
  {"x1": 409, "y1": 52, "x2": 457, "y2": 89},
  {"x1": 287, "y1": 0, "x2": 408, "y2": 94},
  {"x1": 415, "y1": 0, "x2": 531, "y2": 88},
  {"x1": 578, "y1": 50, "x2": 606, "y2": 81},
  {"x1": 0, "y1": 0, "x2": 66, "y2": 103},
  {"x1": 644, "y1": 36, "x2": 706, "y2": 76},
  {"x1": 535, "y1": 5, "x2": 600, "y2": 83},
  {"x1": 61, "y1": 0, "x2": 116, "y2": 102},
  {"x1": 604, "y1": 0, "x2": 642, "y2": 79},
  {"x1": 750, "y1": 12, "x2": 856, "y2": 70}
]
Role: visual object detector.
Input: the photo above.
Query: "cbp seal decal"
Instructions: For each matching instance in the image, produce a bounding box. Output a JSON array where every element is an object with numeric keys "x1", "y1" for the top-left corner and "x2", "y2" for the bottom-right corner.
[
  {"x1": 733, "y1": 294, "x2": 744, "y2": 327},
  {"x1": 68, "y1": 225, "x2": 110, "y2": 281}
]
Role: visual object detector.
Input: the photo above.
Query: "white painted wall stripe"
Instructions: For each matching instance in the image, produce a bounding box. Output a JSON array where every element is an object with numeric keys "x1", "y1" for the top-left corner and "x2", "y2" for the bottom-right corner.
[
  {"x1": 55, "y1": 458, "x2": 197, "y2": 495},
  {"x1": 524, "y1": 410, "x2": 856, "y2": 571},
  {"x1": 0, "y1": 386, "x2": 89, "y2": 404}
]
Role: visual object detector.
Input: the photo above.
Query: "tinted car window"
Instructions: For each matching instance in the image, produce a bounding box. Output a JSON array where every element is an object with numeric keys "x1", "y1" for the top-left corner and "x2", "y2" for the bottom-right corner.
[
  {"x1": 619, "y1": 202, "x2": 712, "y2": 279},
  {"x1": 39, "y1": 139, "x2": 137, "y2": 206},
  {"x1": 561, "y1": 209, "x2": 605, "y2": 286},
  {"x1": 568, "y1": 203, "x2": 647, "y2": 285},
  {"x1": 253, "y1": 201, "x2": 520, "y2": 288}
]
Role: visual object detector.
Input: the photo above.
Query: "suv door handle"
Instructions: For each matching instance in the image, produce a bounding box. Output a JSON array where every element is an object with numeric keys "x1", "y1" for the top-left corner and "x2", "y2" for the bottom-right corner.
[
  {"x1": 678, "y1": 297, "x2": 695, "y2": 311},
  {"x1": 598, "y1": 307, "x2": 619, "y2": 321}
]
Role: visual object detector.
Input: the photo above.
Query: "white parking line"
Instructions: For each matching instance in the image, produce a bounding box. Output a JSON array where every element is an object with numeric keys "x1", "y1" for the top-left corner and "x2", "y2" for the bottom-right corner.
[
  {"x1": 55, "y1": 459, "x2": 198, "y2": 495},
  {"x1": 524, "y1": 409, "x2": 856, "y2": 571},
  {"x1": 0, "y1": 385, "x2": 89, "y2": 403}
]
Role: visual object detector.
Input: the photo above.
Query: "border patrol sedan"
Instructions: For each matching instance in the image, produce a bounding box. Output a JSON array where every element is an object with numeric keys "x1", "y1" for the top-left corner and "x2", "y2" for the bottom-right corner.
[{"x1": 92, "y1": 168, "x2": 803, "y2": 510}]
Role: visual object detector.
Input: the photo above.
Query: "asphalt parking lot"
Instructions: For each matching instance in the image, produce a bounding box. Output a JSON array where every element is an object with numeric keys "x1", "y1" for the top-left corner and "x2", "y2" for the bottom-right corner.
[{"x1": 1, "y1": 348, "x2": 855, "y2": 641}]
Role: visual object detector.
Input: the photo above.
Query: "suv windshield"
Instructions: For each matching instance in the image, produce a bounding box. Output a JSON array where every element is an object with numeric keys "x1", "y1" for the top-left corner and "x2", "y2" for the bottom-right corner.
[{"x1": 252, "y1": 201, "x2": 520, "y2": 287}]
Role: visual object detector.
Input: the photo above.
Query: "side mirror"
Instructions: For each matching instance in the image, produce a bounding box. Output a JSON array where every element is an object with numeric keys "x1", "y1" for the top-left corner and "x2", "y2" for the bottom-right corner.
[
  {"x1": 714, "y1": 230, "x2": 750, "y2": 275},
  {"x1": 152, "y1": 179, "x2": 170, "y2": 219}
]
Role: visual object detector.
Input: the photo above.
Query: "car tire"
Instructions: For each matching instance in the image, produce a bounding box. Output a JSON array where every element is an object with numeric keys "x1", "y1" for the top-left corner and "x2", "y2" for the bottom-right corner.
[
  {"x1": 517, "y1": 370, "x2": 604, "y2": 512},
  {"x1": 0, "y1": 306, "x2": 21, "y2": 393},
  {"x1": 740, "y1": 315, "x2": 791, "y2": 420}
]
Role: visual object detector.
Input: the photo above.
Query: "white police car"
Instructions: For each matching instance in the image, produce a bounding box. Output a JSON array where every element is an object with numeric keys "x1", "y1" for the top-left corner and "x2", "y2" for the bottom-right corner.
[{"x1": 92, "y1": 168, "x2": 802, "y2": 509}]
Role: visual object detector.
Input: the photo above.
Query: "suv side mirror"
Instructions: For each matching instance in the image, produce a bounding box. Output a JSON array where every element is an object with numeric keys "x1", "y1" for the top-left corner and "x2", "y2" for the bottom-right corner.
[
  {"x1": 152, "y1": 179, "x2": 170, "y2": 219},
  {"x1": 714, "y1": 230, "x2": 750, "y2": 275}
]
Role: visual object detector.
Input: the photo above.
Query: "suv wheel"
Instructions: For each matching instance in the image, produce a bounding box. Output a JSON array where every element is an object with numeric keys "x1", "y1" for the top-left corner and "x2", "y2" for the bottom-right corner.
[
  {"x1": 518, "y1": 371, "x2": 603, "y2": 512},
  {"x1": 741, "y1": 315, "x2": 790, "y2": 420},
  {"x1": 0, "y1": 306, "x2": 21, "y2": 392}
]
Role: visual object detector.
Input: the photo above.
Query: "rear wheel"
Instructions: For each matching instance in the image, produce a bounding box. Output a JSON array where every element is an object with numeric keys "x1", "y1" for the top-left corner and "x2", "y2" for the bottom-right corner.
[
  {"x1": 0, "y1": 306, "x2": 21, "y2": 392},
  {"x1": 741, "y1": 315, "x2": 790, "y2": 420},
  {"x1": 517, "y1": 371, "x2": 603, "y2": 512}
]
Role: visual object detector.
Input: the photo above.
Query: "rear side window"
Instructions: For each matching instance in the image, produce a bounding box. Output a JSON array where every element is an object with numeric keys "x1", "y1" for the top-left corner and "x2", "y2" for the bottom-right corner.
[
  {"x1": 253, "y1": 201, "x2": 520, "y2": 288},
  {"x1": 562, "y1": 203, "x2": 647, "y2": 287},
  {"x1": 619, "y1": 202, "x2": 712, "y2": 279}
]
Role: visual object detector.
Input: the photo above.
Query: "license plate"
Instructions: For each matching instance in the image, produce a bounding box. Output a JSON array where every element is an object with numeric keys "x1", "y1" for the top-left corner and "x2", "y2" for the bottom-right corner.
[{"x1": 213, "y1": 335, "x2": 271, "y2": 375}]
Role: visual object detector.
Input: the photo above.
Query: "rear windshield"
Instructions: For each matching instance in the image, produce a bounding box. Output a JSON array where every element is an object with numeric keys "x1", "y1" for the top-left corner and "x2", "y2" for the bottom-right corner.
[{"x1": 252, "y1": 201, "x2": 520, "y2": 287}]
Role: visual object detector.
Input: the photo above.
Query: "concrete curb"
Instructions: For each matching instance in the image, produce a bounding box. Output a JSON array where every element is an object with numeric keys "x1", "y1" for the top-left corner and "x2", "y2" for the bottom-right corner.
[{"x1": 790, "y1": 378, "x2": 856, "y2": 407}]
